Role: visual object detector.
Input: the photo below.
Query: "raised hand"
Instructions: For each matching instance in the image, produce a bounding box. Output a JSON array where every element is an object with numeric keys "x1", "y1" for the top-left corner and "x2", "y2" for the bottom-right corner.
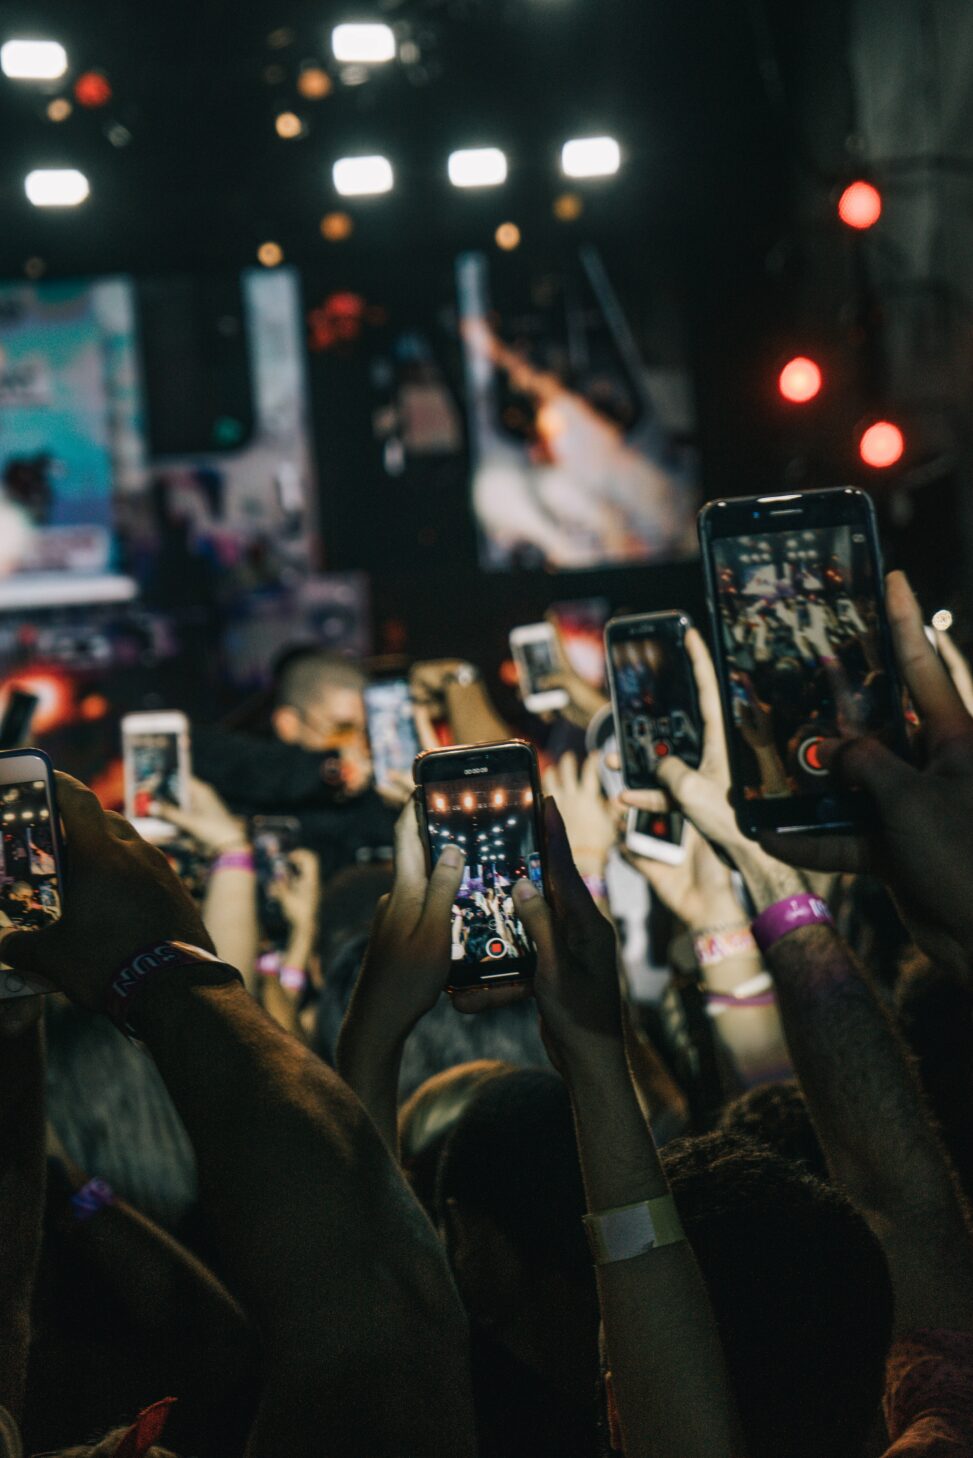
[
  {"x1": 148, "y1": 774, "x2": 247, "y2": 856},
  {"x1": 542, "y1": 751, "x2": 616, "y2": 879}
]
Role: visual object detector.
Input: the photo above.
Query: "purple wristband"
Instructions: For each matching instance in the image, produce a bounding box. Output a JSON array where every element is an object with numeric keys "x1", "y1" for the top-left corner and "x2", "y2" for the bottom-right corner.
[
  {"x1": 751, "y1": 893, "x2": 833, "y2": 953},
  {"x1": 104, "y1": 940, "x2": 243, "y2": 1036},
  {"x1": 70, "y1": 1176, "x2": 115, "y2": 1223},
  {"x1": 279, "y1": 964, "x2": 307, "y2": 993},
  {"x1": 212, "y1": 848, "x2": 254, "y2": 874}
]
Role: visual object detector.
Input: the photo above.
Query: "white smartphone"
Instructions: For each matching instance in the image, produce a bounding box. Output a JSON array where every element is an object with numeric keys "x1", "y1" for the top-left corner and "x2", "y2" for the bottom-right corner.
[
  {"x1": 509, "y1": 623, "x2": 569, "y2": 714},
  {"x1": 625, "y1": 806, "x2": 687, "y2": 866},
  {"x1": 122, "y1": 711, "x2": 190, "y2": 843},
  {"x1": 364, "y1": 679, "x2": 421, "y2": 790},
  {"x1": 0, "y1": 748, "x2": 62, "y2": 999}
]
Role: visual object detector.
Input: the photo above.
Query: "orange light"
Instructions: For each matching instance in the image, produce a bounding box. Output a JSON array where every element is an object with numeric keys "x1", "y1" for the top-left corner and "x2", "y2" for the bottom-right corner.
[
  {"x1": 838, "y1": 180, "x2": 882, "y2": 230},
  {"x1": 257, "y1": 241, "x2": 284, "y2": 267},
  {"x1": 522, "y1": 788, "x2": 533, "y2": 806},
  {"x1": 778, "y1": 356, "x2": 822, "y2": 404},
  {"x1": 859, "y1": 420, "x2": 904, "y2": 468},
  {"x1": 79, "y1": 692, "x2": 110, "y2": 721},
  {"x1": 320, "y1": 210, "x2": 354, "y2": 241},
  {"x1": 74, "y1": 71, "x2": 111, "y2": 108},
  {"x1": 298, "y1": 66, "x2": 332, "y2": 99},
  {"x1": 461, "y1": 791, "x2": 476, "y2": 812},
  {"x1": 433, "y1": 793, "x2": 447, "y2": 813},
  {"x1": 492, "y1": 789, "x2": 506, "y2": 808},
  {"x1": 3, "y1": 673, "x2": 71, "y2": 733},
  {"x1": 46, "y1": 97, "x2": 72, "y2": 122},
  {"x1": 275, "y1": 110, "x2": 303, "y2": 139},
  {"x1": 495, "y1": 222, "x2": 521, "y2": 251}
]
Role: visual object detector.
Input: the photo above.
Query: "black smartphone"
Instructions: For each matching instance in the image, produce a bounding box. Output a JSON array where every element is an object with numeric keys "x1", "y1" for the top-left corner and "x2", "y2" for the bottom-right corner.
[
  {"x1": 414, "y1": 739, "x2": 546, "y2": 991},
  {"x1": 364, "y1": 679, "x2": 420, "y2": 790},
  {"x1": 605, "y1": 611, "x2": 702, "y2": 790},
  {"x1": 0, "y1": 748, "x2": 64, "y2": 998},
  {"x1": 698, "y1": 486, "x2": 908, "y2": 838},
  {"x1": 0, "y1": 690, "x2": 39, "y2": 751},
  {"x1": 252, "y1": 815, "x2": 301, "y2": 947}
]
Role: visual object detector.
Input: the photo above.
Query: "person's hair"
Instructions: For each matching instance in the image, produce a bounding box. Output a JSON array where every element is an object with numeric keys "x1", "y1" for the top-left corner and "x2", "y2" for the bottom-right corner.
[
  {"x1": 272, "y1": 646, "x2": 365, "y2": 712},
  {"x1": 662, "y1": 1133, "x2": 893, "y2": 1458},
  {"x1": 718, "y1": 1079, "x2": 829, "y2": 1182},
  {"x1": 398, "y1": 1060, "x2": 513, "y2": 1215},
  {"x1": 436, "y1": 1067, "x2": 590, "y2": 1283}
]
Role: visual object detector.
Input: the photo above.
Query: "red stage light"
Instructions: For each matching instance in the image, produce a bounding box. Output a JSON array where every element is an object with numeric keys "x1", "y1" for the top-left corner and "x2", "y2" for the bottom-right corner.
[
  {"x1": 838, "y1": 180, "x2": 882, "y2": 230},
  {"x1": 74, "y1": 71, "x2": 112, "y2": 107},
  {"x1": 778, "y1": 356, "x2": 822, "y2": 404},
  {"x1": 859, "y1": 421, "x2": 904, "y2": 468}
]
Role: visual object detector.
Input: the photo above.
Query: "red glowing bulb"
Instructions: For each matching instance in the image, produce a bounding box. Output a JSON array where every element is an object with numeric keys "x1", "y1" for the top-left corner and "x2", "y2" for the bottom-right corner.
[
  {"x1": 859, "y1": 421, "x2": 904, "y2": 468},
  {"x1": 74, "y1": 71, "x2": 112, "y2": 107},
  {"x1": 838, "y1": 180, "x2": 882, "y2": 230},
  {"x1": 778, "y1": 356, "x2": 823, "y2": 404}
]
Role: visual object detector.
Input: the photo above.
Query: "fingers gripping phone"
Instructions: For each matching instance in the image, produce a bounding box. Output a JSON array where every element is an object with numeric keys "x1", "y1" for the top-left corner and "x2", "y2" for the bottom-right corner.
[
  {"x1": 509, "y1": 624, "x2": 569, "y2": 714},
  {"x1": 698, "y1": 486, "x2": 908, "y2": 838},
  {"x1": 606, "y1": 611, "x2": 702, "y2": 790},
  {"x1": 364, "y1": 679, "x2": 421, "y2": 790},
  {"x1": 122, "y1": 711, "x2": 191, "y2": 843},
  {"x1": 414, "y1": 739, "x2": 548, "y2": 991},
  {"x1": 0, "y1": 748, "x2": 64, "y2": 998}
]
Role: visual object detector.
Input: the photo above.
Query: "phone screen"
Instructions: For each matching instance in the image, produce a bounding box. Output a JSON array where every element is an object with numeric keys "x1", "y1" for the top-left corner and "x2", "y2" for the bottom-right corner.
[
  {"x1": 421, "y1": 763, "x2": 542, "y2": 986},
  {"x1": 253, "y1": 817, "x2": 301, "y2": 948},
  {"x1": 629, "y1": 808, "x2": 684, "y2": 847},
  {"x1": 710, "y1": 522, "x2": 899, "y2": 803},
  {"x1": 608, "y1": 616, "x2": 701, "y2": 789},
  {"x1": 517, "y1": 634, "x2": 558, "y2": 698},
  {"x1": 365, "y1": 681, "x2": 420, "y2": 787},
  {"x1": 128, "y1": 732, "x2": 183, "y2": 819},
  {"x1": 0, "y1": 775, "x2": 61, "y2": 937}
]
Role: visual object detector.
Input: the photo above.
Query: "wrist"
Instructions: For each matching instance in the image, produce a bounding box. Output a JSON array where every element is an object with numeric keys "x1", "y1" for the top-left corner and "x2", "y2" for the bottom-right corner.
[
  {"x1": 104, "y1": 943, "x2": 244, "y2": 1040},
  {"x1": 734, "y1": 847, "x2": 808, "y2": 912}
]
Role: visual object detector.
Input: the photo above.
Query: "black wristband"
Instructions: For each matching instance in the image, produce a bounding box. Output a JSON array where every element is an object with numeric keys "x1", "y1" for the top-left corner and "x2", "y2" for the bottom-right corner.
[{"x1": 104, "y1": 941, "x2": 243, "y2": 1038}]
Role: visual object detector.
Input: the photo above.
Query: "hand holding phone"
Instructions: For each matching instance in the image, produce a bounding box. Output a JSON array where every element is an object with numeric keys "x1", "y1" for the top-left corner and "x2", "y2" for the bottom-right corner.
[
  {"x1": 122, "y1": 711, "x2": 191, "y2": 843},
  {"x1": 509, "y1": 624, "x2": 569, "y2": 714},
  {"x1": 0, "y1": 749, "x2": 63, "y2": 999},
  {"x1": 606, "y1": 611, "x2": 702, "y2": 791},
  {"x1": 364, "y1": 679, "x2": 421, "y2": 792}
]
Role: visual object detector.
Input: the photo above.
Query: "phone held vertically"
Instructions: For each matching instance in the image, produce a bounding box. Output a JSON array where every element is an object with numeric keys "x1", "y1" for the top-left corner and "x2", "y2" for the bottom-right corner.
[
  {"x1": 252, "y1": 815, "x2": 302, "y2": 951},
  {"x1": 509, "y1": 624, "x2": 569, "y2": 714},
  {"x1": 364, "y1": 679, "x2": 420, "y2": 790},
  {"x1": 698, "y1": 486, "x2": 908, "y2": 838},
  {"x1": 414, "y1": 739, "x2": 547, "y2": 991},
  {"x1": 605, "y1": 611, "x2": 702, "y2": 791},
  {"x1": 122, "y1": 711, "x2": 191, "y2": 843},
  {"x1": 0, "y1": 748, "x2": 63, "y2": 998}
]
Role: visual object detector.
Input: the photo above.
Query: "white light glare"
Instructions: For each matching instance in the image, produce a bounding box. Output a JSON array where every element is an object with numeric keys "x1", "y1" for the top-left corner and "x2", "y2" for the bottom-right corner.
[
  {"x1": 1, "y1": 39, "x2": 67, "y2": 79},
  {"x1": 448, "y1": 147, "x2": 507, "y2": 188},
  {"x1": 332, "y1": 154, "x2": 393, "y2": 196},
  {"x1": 25, "y1": 168, "x2": 89, "y2": 206},
  {"x1": 561, "y1": 136, "x2": 621, "y2": 179},
  {"x1": 331, "y1": 24, "x2": 395, "y2": 63}
]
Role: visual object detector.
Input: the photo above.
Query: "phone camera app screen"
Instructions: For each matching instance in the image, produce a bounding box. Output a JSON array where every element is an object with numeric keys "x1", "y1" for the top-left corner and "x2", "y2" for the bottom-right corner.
[
  {"x1": 712, "y1": 524, "x2": 897, "y2": 800},
  {"x1": 0, "y1": 779, "x2": 60, "y2": 936},
  {"x1": 131, "y1": 734, "x2": 181, "y2": 818},
  {"x1": 367, "y1": 684, "x2": 418, "y2": 785},
  {"x1": 611, "y1": 632, "x2": 700, "y2": 785},
  {"x1": 424, "y1": 770, "x2": 542, "y2": 974},
  {"x1": 521, "y1": 639, "x2": 556, "y2": 695}
]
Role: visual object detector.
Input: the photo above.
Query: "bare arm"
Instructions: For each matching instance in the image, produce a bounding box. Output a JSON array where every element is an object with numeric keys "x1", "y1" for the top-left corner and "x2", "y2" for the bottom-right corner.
[{"x1": 203, "y1": 860, "x2": 259, "y2": 994}]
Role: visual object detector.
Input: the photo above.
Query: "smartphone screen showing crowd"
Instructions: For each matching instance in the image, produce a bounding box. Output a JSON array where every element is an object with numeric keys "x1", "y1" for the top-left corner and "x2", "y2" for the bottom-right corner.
[
  {"x1": 625, "y1": 807, "x2": 687, "y2": 865},
  {"x1": 606, "y1": 611, "x2": 702, "y2": 790},
  {"x1": 0, "y1": 748, "x2": 63, "y2": 998},
  {"x1": 122, "y1": 711, "x2": 190, "y2": 843},
  {"x1": 414, "y1": 741, "x2": 546, "y2": 990},
  {"x1": 364, "y1": 679, "x2": 420, "y2": 790},
  {"x1": 510, "y1": 624, "x2": 569, "y2": 713},
  {"x1": 252, "y1": 814, "x2": 301, "y2": 951},
  {"x1": 699, "y1": 487, "x2": 907, "y2": 837}
]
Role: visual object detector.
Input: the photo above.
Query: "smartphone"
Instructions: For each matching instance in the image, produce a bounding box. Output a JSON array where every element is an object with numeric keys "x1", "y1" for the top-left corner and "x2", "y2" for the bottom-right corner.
[
  {"x1": 0, "y1": 748, "x2": 63, "y2": 999},
  {"x1": 548, "y1": 597, "x2": 610, "y2": 689},
  {"x1": 625, "y1": 807, "x2": 687, "y2": 865},
  {"x1": 509, "y1": 624, "x2": 569, "y2": 714},
  {"x1": 251, "y1": 814, "x2": 302, "y2": 948},
  {"x1": 414, "y1": 739, "x2": 547, "y2": 990},
  {"x1": 0, "y1": 689, "x2": 39, "y2": 751},
  {"x1": 605, "y1": 611, "x2": 702, "y2": 790},
  {"x1": 699, "y1": 486, "x2": 908, "y2": 837},
  {"x1": 122, "y1": 711, "x2": 191, "y2": 843},
  {"x1": 364, "y1": 679, "x2": 420, "y2": 790}
]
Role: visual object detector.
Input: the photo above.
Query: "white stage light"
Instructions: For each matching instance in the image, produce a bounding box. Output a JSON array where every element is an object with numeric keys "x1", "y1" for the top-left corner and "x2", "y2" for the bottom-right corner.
[
  {"x1": 331, "y1": 24, "x2": 395, "y2": 63},
  {"x1": 448, "y1": 147, "x2": 507, "y2": 188},
  {"x1": 25, "y1": 169, "x2": 89, "y2": 206},
  {"x1": 1, "y1": 39, "x2": 67, "y2": 79},
  {"x1": 561, "y1": 136, "x2": 621, "y2": 178},
  {"x1": 332, "y1": 154, "x2": 393, "y2": 195}
]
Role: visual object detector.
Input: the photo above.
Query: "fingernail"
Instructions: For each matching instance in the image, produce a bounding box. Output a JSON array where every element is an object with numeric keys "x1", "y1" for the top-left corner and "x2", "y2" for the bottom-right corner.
[
  {"x1": 441, "y1": 844, "x2": 464, "y2": 868},
  {"x1": 513, "y1": 879, "x2": 538, "y2": 902}
]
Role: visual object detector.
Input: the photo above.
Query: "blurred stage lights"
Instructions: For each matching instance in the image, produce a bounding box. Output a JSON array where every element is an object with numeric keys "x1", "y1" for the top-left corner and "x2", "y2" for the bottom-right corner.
[
  {"x1": 838, "y1": 180, "x2": 882, "y2": 230},
  {"x1": 932, "y1": 609, "x2": 953, "y2": 633},
  {"x1": 553, "y1": 191, "x2": 583, "y2": 221},
  {"x1": 778, "y1": 356, "x2": 822, "y2": 404},
  {"x1": 859, "y1": 420, "x2": 904, "y2": 468},
  {"x1": 257, "y1": 241, "x2": 284, "y2": 267},
  {"x1": 561, "y1": 135, "x2": 620, "y2": 179},
  {"x1": 495, "y1": 221, "x2": 521, "y2": 250},
  {"x1": 46, "y1": 97, "x2": 71, "y2": 121},
  {"x1": 25, "y1": 169, "x2": 89, "y2": 206},
  {"x1": 1, "y1": 39, "x2": 67, "y2": 79},
  {"x1": 275, "y1": 110, "x2": 304, "y2": 138},
  {"x1": 333, "y1": 154, "x2": 393, "y2": 196},
  {"x1": 297, "y1": 66, "x2": 332, "y2": 99},
  {"x1": 331, "y1": 23, "x2": 395, "y2": 64},
  {"x1": 320, "y1": 211, "x2": 354, "y2": 241},
  {"x1": 448, "y1": 147, "x2": 507, "y2": 188},
  {"x1": 74, "y1": 71, "x2": 111, "y2": 107}
]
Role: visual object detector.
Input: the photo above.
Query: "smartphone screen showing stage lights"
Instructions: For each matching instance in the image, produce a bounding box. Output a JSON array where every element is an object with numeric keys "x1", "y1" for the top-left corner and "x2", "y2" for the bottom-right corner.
[
  {"x1": 607, "y1": 612, "x2": 701, "y2": 790},
  {"x1": 0, "y1": 752, "x2": 63, "y2": 995},
  {"x1": 364, "y1": 680, "x2": 420, "y2": 789}
]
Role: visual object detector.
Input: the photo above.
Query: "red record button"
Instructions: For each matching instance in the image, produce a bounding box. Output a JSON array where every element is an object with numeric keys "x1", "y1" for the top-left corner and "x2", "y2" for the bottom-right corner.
[
  {"x1": 654, "y1": 741, "x2": 670, "y2": 758},
  {"x1": 798, "y1": 736, "x2": 829, "y2": 776}
]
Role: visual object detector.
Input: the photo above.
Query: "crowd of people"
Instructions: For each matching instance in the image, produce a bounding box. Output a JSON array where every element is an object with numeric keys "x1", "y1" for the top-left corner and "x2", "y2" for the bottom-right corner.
[{"x1": 1, "y1": 567, "x2": 973, "y2": 1457}]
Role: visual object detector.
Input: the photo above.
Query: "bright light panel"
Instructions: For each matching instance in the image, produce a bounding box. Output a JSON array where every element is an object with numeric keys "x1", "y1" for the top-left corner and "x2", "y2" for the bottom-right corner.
[
  {"x1": 448, "y1": 147, "x2": 507, "y2": 188},
  {"x1": 25, "y1": 169, "x2": 89, "y2": 207},
  {"x1": 561, "y1": 136, "x2": 621, "y2": 179},
  {"x1": 1, "y1": 39, "x2": 67, "y2": 79},
  {"x1": 332, "y1": 154, "x2": 393, "y2": 196},
  {"x1": 331, "y1": 24, "x2": 395, "y2": 63}
]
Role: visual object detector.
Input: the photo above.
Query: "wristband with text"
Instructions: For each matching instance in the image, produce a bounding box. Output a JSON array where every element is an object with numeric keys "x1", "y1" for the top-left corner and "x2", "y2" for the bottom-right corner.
[
  {"x1": 751, "y1": 893, "x2": 833, "y2": 954},
  {"x1": 212, "y1": 848, "x2": 254, "y2": 874},
  {"x1": 693, "y1": 924, "x2": 758, "y2": 968},
  {"x1": 70, "y1": 1176, "x2": 116, "y2": 1224},
  {"x1": 583, "y1": 1195, "x2": 685, "y2": 1265},
  {"x1": 104, "y1": 940, "x2": 243, "y2": 1037}
]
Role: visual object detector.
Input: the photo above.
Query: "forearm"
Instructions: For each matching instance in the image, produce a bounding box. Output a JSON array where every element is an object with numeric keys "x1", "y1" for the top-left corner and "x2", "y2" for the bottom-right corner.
[
  {"x1": 445, "y1": 682, "x2": 510, "y2": 745},
  {"x1": 752, "y1": 744, "x2": 790, "y2": 797},
  {"x1": 335, "y1": 1002, "x2": 404, "y2": 1154},
  {"x1": 566, "y1": 1049, "x2": 740, "y2": 1458},
  {"x1": 0, "y1": 1020, "x2": 45, "y2": 1418},
  {"x1": 261, "y1": 925, "x2": 314, "y2": 1039},
  {"x1": 203, "y1": 867, "x2": 259, "y2": 994}
]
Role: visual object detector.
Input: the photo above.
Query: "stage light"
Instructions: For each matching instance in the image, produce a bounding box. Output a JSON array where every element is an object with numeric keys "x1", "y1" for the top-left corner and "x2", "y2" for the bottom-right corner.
[
  {"x1": 461, "y1": 791, "x2": 475, "y2": 811},
  {"x1": 859, "y1": 420, "x2": 904, "y2": 468},
  {"x1": 333, "y1": 154, "x2": 393, "y2": 195},
  {"x1": 495, "y1": 221, "x2": 520, "y2": 250},
  {"x1": 320, "y1": 210, "x2": 354, "y2": 241},
  {"x1": 448, "y1": 147, "x2": 507, "y2": 188},
  {"x1": 46, "y1": 97, "x2": 71, "y2": 122},
  {"x1": 1, "y1": 39, "x2": 67, "y2": 79},
  {"x1": 331, "y1": 24, "x2": 395, "y2": 63},
  {"x1": 492, "y1": 789, "x2": 506, "y2": 808},
  {"x1": 74, "y1": 72, "x2": 111, "y2": 108},
  {"x1": 257, "y1": 241, "x2": 284, "y2": 267},
  {"x1": 778, "y1": 356, "x2": 822, "y2": 404},
  {"x1": 561, "y1": 136, "x2": 620, "y2": 179},
  {"x1": 275, "y1": 110, "x2": 304, "y2": 138},
  {"x1": 25, "y1": 169, "x2": 89, "y2": 206},
  {"x1": 553, "y1": 191, "x2": 583, "y2": 221},
  {"x1": 932, "y1": 609, "x2": 953, "y2": 632},
  {"x1": 433, "y1": 794, "x2": 447, "y2": 813},
  {"x1": 298, "y1": 65, "x2": 332, "y2": 99},
  {"x1": 522, "y1": 788, "x2": 533, "y2": 806},
  {"x1": 838, "y1": 180, "x2": 882, "y2": 230}
]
